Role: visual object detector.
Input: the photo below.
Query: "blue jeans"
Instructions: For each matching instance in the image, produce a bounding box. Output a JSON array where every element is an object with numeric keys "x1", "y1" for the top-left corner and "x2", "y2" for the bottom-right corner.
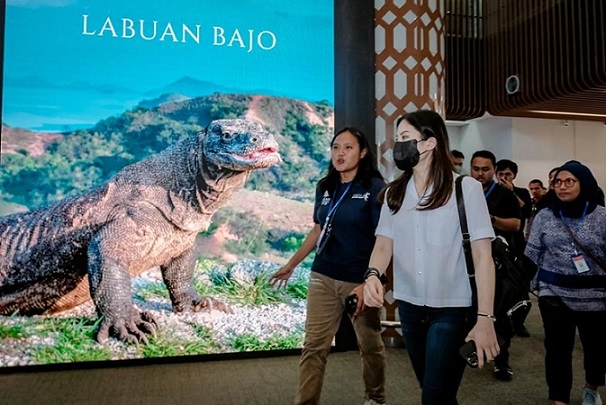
[{"x1": 398, "y1": 300, "x2": 469, "y2": 405}]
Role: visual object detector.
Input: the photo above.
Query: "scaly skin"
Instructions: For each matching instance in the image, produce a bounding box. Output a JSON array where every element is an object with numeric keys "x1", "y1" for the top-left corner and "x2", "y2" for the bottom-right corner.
[{"x1": 0, "y1": 119, "x2": 281, "y2": 344}]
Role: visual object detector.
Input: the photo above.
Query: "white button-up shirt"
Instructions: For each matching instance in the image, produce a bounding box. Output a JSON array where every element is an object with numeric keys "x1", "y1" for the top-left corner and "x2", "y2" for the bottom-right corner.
[{"x1": 376, "y1": 175, "x2": 494, "y2": 307}]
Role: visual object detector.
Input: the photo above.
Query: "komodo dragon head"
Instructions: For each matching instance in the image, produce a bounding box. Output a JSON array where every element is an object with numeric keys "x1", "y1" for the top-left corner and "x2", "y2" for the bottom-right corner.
[{"x1": 201, "y1": 119, "x2": 281, "y2": 171}]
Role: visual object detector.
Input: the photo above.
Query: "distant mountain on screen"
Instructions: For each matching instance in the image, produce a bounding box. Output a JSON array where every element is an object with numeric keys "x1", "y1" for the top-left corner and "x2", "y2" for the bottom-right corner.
[
  {"x1": 144, "y1": 76, "x2": 240, "y2": 99},
  {"x1": 2, "y1": 75, "x2": 298, "y2": 132},
  {"x1": 137, "y1": 93, "x2": 191, "y2": 109},
  {"x1": 144, "y1": 77, "x2": 282, "y2": 102}
]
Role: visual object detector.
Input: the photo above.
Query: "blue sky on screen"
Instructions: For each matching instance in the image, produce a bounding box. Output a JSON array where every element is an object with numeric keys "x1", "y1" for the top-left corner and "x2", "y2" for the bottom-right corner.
[{"x1": 2, "y1": 0, "x2": 334, "y2": 131}]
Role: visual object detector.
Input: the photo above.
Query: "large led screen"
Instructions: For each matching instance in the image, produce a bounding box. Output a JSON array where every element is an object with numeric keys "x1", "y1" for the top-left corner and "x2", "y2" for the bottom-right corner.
[{"x1": 0, "y1": 0, "x2": 334, "y2": 368}]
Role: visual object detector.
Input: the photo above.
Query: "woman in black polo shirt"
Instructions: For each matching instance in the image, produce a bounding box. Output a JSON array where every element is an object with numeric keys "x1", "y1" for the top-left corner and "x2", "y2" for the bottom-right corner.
[{"x1": 271, "y1": 127, "x2": 386, "y2": 405}]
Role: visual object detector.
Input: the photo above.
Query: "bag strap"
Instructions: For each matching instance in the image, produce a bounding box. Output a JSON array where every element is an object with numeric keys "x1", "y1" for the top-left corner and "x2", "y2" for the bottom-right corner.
[
  {"x1": 455, "y1": 175, "x2": 475, "y2": 277},
  {"x1": 560, "y1": 219, "x2": 606, "y2": 273},
  {"x1": 455, "y1": 175, "x2": 478, "y2": 308}
]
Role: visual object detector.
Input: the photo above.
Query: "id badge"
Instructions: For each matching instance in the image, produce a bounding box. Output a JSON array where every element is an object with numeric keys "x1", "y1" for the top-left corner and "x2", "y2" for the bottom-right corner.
[
  {"x1": 316, "y1": 224, "x2": 327, "y2": 249},
  {"x1": 316, "y1": 223, "x2": 332, "y2": 254},
  {"x1": 571, "y1": 253, "x2": 590, "y2": 273}
]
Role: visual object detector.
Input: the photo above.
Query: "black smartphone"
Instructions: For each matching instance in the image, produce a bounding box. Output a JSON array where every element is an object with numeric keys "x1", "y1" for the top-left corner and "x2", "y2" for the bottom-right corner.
[
  {"x1": 345, "y1": 294, "x2": 358, "y2": 315},
  {"x1": 459, "y1": 340, "x2": 480, "y2": 368},
  {"x1": 459, "y1": 336, "x2": 505, "y2": 368}
]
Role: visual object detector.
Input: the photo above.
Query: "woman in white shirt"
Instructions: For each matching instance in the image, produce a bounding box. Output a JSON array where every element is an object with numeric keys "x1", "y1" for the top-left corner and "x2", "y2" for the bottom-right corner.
[{"x1": 363, "y1": 109, "x2": 499, "y2": 405}]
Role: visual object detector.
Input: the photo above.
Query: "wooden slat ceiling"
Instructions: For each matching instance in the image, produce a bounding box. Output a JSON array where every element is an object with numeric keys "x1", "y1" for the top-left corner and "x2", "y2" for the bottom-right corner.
[{"x1": 445, "y1": 0, "x2": 606, "y2": 122}]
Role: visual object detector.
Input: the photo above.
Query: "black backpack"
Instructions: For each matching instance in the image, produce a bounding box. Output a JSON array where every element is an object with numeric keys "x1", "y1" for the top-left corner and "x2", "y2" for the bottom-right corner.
[
  {"x1": 455, "y1": 176, "x2": 534, "y2": 335},
  {"x1": 491, "y1": 235, "x2": 533, "y2": 320}
]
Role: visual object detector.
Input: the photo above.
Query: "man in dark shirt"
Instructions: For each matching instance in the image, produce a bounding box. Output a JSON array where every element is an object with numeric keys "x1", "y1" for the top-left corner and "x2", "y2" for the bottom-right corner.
[
  {"x1": 525, "y1": 179, "x2": 545, "y2": 240},
  {"x1": 495, "y1": 159, "x2": 534, "y2": 338},
  {"x1": 471, "y1": 151, "x2": 522, "y2": 382},
  {"x1": 496, "y1": 159, "x2": 532, "y2": 250},
  {"x1": 471, "y1": 153, "x2": 521, "y2": 243}
]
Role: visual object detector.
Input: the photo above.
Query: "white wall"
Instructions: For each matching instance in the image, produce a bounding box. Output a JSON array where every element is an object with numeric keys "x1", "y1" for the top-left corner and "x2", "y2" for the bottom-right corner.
[
  {"x1": 448, "y1": 115, "x2": 513, "y2": 175},
  {"x1": 448, "y1": 116, "x2": 606, "y2": 190}
]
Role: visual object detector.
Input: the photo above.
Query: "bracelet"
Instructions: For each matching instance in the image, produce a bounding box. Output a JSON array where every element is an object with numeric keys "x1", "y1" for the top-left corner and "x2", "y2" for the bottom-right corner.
[
  {"x1": 363, "y1": 267, "x2": 388, "y2": 285},
  {"x1": 363, "y1": 267, "x2": 381, "y2": 280},
  {"x1": 477, "y1": 312, "x2": 497, "y2": 321}
]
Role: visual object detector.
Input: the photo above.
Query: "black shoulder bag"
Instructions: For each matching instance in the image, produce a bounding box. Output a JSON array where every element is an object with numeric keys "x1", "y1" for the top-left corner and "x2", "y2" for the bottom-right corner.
[{"x1": 455, "y1": 176, "x2": 532, "y2": 333}]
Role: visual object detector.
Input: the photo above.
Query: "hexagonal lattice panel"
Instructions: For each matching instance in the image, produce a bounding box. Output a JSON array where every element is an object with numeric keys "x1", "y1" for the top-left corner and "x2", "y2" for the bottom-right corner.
[{"x1": 374, "y1": 0, "x2": 445, "y2": 325}]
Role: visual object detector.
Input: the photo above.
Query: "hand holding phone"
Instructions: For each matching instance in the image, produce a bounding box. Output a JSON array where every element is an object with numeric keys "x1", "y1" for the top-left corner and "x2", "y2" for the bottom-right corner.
[
  {"x1": 459, "y1": 336, "x2": 505, "y2": 368},
  {"x1": 345, "y1": 294, "x2": 358, "y2": 315},
  {"x1": 459, "y1": 340, "x2": 480, "y2": 368}
]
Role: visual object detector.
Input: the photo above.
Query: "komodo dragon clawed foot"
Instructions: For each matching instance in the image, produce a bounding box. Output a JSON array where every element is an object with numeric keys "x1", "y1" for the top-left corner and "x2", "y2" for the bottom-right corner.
[
  {"x1": 173, "y1": 296, "x2": 234, "y2": 314},
  {"x1": 96, "y1": 310, "x2": 158, "y2": 344}
]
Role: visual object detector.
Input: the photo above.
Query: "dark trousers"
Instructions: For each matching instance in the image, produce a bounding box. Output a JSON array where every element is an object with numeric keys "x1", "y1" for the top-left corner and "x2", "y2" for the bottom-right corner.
[
  {"x1": 493, "y1": 318, "x2": 512, "y2": 367},
  {"x1": 538, "y1": 296, "x2": 606, "y2": 403},
  {"x1": 397, "y1": 300, "x2": 469, "y2": 405}
]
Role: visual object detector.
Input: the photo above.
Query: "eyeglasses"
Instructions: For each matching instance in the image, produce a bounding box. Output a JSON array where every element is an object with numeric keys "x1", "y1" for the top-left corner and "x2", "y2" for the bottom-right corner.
[{"x1": 553, "y1": 178, "x2": 577, "y2": 188}]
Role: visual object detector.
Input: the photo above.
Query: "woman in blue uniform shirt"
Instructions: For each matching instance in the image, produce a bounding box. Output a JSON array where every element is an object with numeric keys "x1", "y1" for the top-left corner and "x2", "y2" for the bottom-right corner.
[{"x1": 271, "y1": 127, "x2": 386, "y2": 405}]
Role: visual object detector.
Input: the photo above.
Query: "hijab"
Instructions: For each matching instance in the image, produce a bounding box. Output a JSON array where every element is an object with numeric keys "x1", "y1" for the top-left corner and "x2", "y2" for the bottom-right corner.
[{"x1": 550, "y1": 161, "x2": 599, "y2": 218}]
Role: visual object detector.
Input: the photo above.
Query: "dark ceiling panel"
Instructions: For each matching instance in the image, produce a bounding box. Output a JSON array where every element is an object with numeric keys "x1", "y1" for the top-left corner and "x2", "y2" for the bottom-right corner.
[
  {"x1": 446, "y1": 0, "x2": 606, "y2": 122},
  {"x1": 445, "y1": 0, "x2": 486, "y2": 120}
]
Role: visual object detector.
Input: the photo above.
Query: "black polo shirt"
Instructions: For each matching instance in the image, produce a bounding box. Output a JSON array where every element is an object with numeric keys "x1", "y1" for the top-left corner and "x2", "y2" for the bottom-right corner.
[
  {"x1": 311, "y1": 176, "x2": 385, "y2": 283},
  {"x1": 513, "y1": 185, "x2": 532, "y2": 249},
  {"x1": 485, "y1": 182, "x2": 522, "y2": 251}
]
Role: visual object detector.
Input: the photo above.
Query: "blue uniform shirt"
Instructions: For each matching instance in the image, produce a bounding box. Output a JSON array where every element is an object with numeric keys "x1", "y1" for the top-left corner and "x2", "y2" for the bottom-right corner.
[{"x1": 311, "y1": 176, "x2": 385, "y2": 283}]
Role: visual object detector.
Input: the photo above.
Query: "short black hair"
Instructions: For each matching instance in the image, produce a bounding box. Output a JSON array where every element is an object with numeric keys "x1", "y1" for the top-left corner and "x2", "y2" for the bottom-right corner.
[
  {"x1": 471, "y1": 150, "x2": 496, "y2": 167},
  {"x1": 529, "y1": 179, "x2": 544, "y2": 187},
  {"x1": 318, "y1": 127, "x2": 383, "y2": 193},
  {"x1": 496, "y1": 159, "x2": 518, "y2": 175},
  {"x1": 451, "y1": 149, "x2": 464, "y2": 159}
]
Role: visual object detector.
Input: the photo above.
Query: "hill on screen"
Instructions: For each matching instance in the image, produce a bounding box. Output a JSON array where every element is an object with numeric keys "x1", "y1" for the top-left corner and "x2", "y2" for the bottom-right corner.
[
  {"x1": 2, "y1": 74, "x2": 293, "y2": 132},
  {"x1": 0, "y1": 93, "x2": 334, "y2": 212}
]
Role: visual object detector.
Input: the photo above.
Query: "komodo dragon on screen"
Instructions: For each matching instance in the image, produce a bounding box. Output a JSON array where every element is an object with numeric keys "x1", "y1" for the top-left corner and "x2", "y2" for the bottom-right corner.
[{"x1": 0, "y1": 119, "x2": 281, "y2": 344}]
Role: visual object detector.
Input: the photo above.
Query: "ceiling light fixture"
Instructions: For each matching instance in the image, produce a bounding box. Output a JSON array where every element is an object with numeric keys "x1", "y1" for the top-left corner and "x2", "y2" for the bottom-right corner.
[{"x1": 527, "y1": 110, "x2": 606, "y2": 119}]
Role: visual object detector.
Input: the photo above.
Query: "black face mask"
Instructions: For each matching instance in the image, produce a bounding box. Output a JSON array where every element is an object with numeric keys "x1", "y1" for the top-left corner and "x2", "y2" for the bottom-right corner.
[{"x1": 393, "y1": 139, "x2": 420, "y2": 171}]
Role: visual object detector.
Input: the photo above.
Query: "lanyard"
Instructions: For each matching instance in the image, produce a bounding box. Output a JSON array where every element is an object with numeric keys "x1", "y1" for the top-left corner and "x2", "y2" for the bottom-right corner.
[
  {"x1": 484, "y1": 182, "x2": 497, "y2": 199},
  {"x1": 559, "y1": 201, "x2": 589, "y2": 253},
  {"x1": 324, "y1": 182, "x2": 352, "y2": 223}
]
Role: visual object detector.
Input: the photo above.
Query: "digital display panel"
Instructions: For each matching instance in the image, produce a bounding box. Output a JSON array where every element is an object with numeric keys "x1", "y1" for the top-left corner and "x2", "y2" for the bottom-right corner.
[{"x1": 0, "y1": 0, "x2": 334, "y2": 368}]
